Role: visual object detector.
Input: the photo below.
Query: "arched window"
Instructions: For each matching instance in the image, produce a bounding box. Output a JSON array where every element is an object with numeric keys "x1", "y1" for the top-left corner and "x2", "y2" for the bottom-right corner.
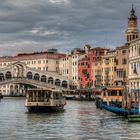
[
  {"x1": 48, "y1": 77, "x2": 53, "y2": 84},
  {"x1": 62, "y1": 80, "x2": 68, "y2": 88},
  {"x1": 27, "y1": 72, "x2": 33, "y2": 79},
  {"x1": 133, "y1": 35, "x2": 135, "y2": 40},
  {"x1": 10, "y1": 85, "x2": 14, "y2": 96},
  {"x1": 0, "y1": 73, "x2": 4, "y2": 81},
  {"x1": 137, "y1": 82, "x2": 139, "y2": 89},
  {"x1": 15, "y1": 85, "x2": 19, "y2": 93},
  {"x1": 34, "y1": 73, "x2": 40, "y2": 80},
  {"x1": 41, "y1": 75, "x2": 47, "y2": 82},
  {"x1": 122, "y1": 58, "x2": 127, "y2": 64},
  {"x1": 5, "y1": 71, "x2": 12, "y2": 79},
  {"x1": 55, "y1": 79, "x2": 61, "y2": 86}
]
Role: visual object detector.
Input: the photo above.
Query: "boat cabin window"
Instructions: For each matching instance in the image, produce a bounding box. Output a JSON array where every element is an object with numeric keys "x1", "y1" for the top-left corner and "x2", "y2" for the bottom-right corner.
[
  {"x1": 27, "y1": 90, "x2": 51, "y2": 102},
  {"x1": 107, "y1": 89, "x2": 123, "y2": 96},
  {"x1": 118, "y1": 90, "x2": 122, "y2": 96},
  {"x1": 53, "y1": 92, "x2": 62, "y2": 99},
  {"x1": 103, "y1": 91, "x2": 106, "y2": 96},
  {"x1": 108, "y1": 90, "x2": 117, "y2": 96},
  {"x1": 95, "y1": 92, "x2": 101, "y2": 95},
  {"x1": 64, "y1": 90, "x2": 75, "y2": 94}
]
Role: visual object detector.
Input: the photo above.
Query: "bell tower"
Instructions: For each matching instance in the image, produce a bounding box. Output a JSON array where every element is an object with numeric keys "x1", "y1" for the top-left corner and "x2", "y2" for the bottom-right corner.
[{"x1": 126, "y1": 4, "x2": 139, "y2": 42}]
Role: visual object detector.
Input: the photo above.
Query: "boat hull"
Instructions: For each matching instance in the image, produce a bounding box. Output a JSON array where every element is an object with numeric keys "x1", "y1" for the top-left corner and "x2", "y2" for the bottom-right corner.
[
  {"x1": 96, "y1": 99, "x2": 139, "y2": 116},
  {"x1": 128, "y1": 115, "x2": 140, "y2": 122},
  {"x1": 27, "y1": 105, "x2": 65, "y2": 113},
  {"x1": 102, "y1": 104, "x2": 139, "y2": 116}
]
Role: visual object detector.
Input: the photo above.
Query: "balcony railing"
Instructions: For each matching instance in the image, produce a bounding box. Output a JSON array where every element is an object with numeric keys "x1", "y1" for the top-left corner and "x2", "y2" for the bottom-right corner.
[
  {"x1": 105, "y1": 61, "x2": 109, "y2": 65},
  {"x1": 114, "y1": 77, "x2": 124, "y2": 81},
  {"x1": 104, "y1": 78, "x2": 110, "y2": 82},
  {"x1": 105, "y1": 68, "x2": 110, "y2": 73},
  {"x1": 95, "y1": 75, "x2": 101, "y2": 80},
  {"x1": 128, "y1": 74, "x2": 140, "y2": 80}
]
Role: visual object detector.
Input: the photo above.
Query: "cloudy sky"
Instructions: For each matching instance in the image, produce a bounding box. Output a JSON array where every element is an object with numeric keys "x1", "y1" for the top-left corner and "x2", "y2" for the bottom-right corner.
[{"x1": 0, "y1": 0, "x2": 140, "y2": 56}]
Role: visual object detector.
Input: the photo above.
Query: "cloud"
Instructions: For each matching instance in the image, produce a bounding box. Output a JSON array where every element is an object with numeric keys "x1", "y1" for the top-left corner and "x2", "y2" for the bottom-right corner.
[
  {"x1": 0, "y1": 0, "x2": 140, "y2": 56},
  {"x1": 49, "y1": 0, "x2": 69, "y2": 4},
  {"x1": 24, "y1": 27, "x2": 58, "y2": 37}
]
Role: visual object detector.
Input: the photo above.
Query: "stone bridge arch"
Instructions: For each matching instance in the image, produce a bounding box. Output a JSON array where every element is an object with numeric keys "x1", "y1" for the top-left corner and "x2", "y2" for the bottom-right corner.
[
  {"x1": 0, "y1": 61, "x2": 70, "y2": 91},
  {"x1": 12, "y1": 62, "x2": 26, "y2": 78}
]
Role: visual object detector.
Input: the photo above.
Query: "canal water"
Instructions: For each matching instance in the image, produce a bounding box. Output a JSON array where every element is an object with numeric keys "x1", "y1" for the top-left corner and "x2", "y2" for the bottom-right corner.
[{"x1": 0, "y1": 98, "x2": 140, "y2": 140}]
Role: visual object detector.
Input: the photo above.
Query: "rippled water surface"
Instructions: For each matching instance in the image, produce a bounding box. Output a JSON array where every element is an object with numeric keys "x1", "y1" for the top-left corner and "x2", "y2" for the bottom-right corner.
[{"x1": 1, "y1": 97, "x2": 140, "y2": 140}]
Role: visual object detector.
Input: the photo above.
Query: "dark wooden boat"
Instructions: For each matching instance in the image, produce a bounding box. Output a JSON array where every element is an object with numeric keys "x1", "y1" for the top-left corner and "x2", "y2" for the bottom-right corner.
[
  {"x1": 101, "y1": 103, "x2": 139, "y2": 116},
  {"x1": 95, "y1": 86, "x2": 139, "y2": 116}
]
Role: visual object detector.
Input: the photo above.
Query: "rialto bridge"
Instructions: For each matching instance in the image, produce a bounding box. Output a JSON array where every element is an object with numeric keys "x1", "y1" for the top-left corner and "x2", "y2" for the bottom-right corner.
[{"x1": 0, "y1": 62, "x2": 69, "y2": 95}]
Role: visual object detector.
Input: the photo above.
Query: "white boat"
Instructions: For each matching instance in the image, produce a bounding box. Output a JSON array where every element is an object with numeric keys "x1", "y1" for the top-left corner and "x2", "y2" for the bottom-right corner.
[{"x1": 25, "y1": 89, "x2": 66, "y2": 112}]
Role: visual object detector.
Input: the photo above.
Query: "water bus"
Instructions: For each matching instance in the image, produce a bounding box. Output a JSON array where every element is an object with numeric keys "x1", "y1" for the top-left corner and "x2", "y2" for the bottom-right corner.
[
  {"x1": 76, "y1": 88, "x2": 95, "y2": 101},
  {"x1": 25, "y1": 89, "x2": 66, "y2": 112},
  {"x1": 62, "y1": 89, "x2": 78, "y2": 100},
  {"x1": 63, "y1": 88, "x2": 96, "y2": 101}
]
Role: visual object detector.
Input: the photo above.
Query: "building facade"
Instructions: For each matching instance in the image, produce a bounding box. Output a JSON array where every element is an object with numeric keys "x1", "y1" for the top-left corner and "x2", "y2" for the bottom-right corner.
[
  {"x1": 128, "y1": 4, "x2": 140, "y2": 92},
  {"x1": 59, "y1": 48, "x2": 85, "y2": 89},
  {"x1": 92, "y1": 47, "x2": 106, "y2": 87},
  {"x1": 129, "y1": 38, "x2": 140, "y2": 92},
  {"x1": 102, "y1": 50, "x2": 116, "y2": 86},
  {"x1": 78, "y1": 46, "x2": 106, "y2": 88},
  {"x1": 0, "y1": 49, "x2": 66, "y2": 95},
  {"x1": 115, "y1": 44, "x2": 129, "y2": 86},
  {"x1": 78, "y1": 57, "x2": 90, "y2": 88}
]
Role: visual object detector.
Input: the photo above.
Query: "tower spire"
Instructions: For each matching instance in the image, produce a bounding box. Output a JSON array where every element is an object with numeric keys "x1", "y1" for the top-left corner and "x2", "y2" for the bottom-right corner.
[
  {"x1": 125, "y1": 4, "x2": 139, "y2": 42},
  {"x1": 129, "y1": 3, "x2": 137, "y2": 20}
]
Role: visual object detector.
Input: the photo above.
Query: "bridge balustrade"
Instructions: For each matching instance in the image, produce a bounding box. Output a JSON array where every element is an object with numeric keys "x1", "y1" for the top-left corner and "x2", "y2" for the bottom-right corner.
[{"x1": 0, "y1": 62, "x2": 69, "y2": 90}]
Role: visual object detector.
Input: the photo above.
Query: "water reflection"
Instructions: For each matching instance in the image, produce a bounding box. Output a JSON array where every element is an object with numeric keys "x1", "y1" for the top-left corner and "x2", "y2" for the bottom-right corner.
[{"x1": 1, "y1": 98, "x2": 140, "y2": 140}]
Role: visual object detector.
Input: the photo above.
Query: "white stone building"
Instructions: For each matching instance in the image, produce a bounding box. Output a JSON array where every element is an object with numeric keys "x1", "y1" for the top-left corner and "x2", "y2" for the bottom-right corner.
[
  {"x1": 59, "y1": 48, "x2": 86, "y2": 89},
  {"x1": 129, "y1": 38, "x2": 140, "y2": 92},
  {"x1": 0, "y1": 49, "x2": 66, "y2": 95}
]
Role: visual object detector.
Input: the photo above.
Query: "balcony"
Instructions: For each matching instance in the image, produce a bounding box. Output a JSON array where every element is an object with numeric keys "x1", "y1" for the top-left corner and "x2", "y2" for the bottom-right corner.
[
  {"x1": 114, "y1": 77, "x2": 124, "y2": 82},
  {"x1": 95, "y1": 74, "x2": 101, "y2": 79},
  {"x1": 105, "y1": 68, "x2": 110, "y2": 73},
  {"x1": 104, "y1": 78, "x2": 110, "y2": 82},
  {"x1": 114, "y1": 59, "x2": 118, "y2": 65},
  {"x1": 105, "y1": 71, "x2": 109, "y2": 75},
  {"x1": 104, "y1": 59, "x2": 110, "y2": 65},
  {"x1": 105, "y1": 62, "x2": 109, "y2": 65},
  {"x1": 115, "y1": 70, "x2": 126, "y2": 81},
  {"x1": 97, "y1": 70, "x2": 102, "y2": 73},
  {"x1": 128, "y1": 74, "x2": 140, "y2": 80}
]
